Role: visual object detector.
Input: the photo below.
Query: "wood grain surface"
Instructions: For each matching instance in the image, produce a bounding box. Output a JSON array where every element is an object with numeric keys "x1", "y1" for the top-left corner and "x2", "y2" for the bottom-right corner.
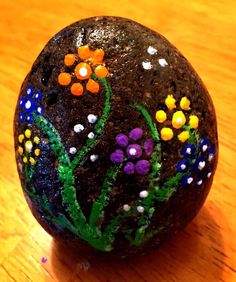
[{"x1": 0, "y1": 0, "x2": 236, "y2": 281}]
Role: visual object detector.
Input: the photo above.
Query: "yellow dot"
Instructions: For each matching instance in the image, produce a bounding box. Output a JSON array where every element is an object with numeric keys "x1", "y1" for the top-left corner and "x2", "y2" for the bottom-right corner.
[
  {"x1": 29, "y1": 157, "x2": 36, "y2": 165},
  {"x1": 165, "y1": 95, "x2": 176, "y2": 110},
  {"x1": 18, "y1": 134, "x2": 24, "y2": 143},
  {"x1": 34, "y1": 136, "x2": 40, "y2": 144},
  {"x1": 161, "y1": 127, "x2": 174, "y2": 141},
  {"x1": 25, "y1": 140, "x2": 33, "y2": 153},
  {"x1": 178, "y1": 131, "x2": 190, "y2": 142},
  {"x1": 180, "y1": 97, "x2": 191, "y2": 110},
  {"x1": 155, "y1": 110, "x2": 167, "y2": 123},
  {"x1": 24, "y1": 129, "x2": 31, "y2": 138},
  {"x1": 18, "y1": 146, "x2": 23, "y2": 155},
  {"x1": 189, "y1": 115, "x2": 199, "y2": 129},
  {"x1": 172, "y1": 111, "x2": 186, "y2": 129},
  {"x1": 23, "y1": 156, "x2": 28, "y2": 163},
  {"x1": 34, "y1": 149, "x2": 40, "y2": 156}
]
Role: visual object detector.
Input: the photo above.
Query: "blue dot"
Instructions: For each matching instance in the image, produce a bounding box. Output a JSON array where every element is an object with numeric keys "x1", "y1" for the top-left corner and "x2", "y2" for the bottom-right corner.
[
  {"x1": 37, "y1": 106, "x2": 43, "y2": 115},
  {"x1": 181, "y1": 174, "x2": 194, "y2": 188},
  {"x1": 26, "y1": 114, "x2": 34, "y2": 123},
  {"x1": 24, "y1": 99, "x2": 35, "y2": 112},
  {"x1": 176, "y1": 159, "x2": 189, "y2": 173},
  {"x1": 19, "y1": 112, "x2": 25, "y2": 122},
  {"x1": 34, "y1": 91, "x2": 42, "y2": 101},
  {"x1": 19, "y1": 97, "x2": 25, "y2": 108},
  {"x1": 26, "y1": 86, "x2": 34, "y2": 97}
]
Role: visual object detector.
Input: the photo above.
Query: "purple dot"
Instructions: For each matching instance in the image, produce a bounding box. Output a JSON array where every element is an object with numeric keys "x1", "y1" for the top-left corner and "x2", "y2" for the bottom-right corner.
[
  {"x1": 129, "y1": 128, "x2": 143, "y2": 141},
  {"x1": 135, "y1": 160, "x2": 151, "y2": 175},
  {"x1": 126, "y1": 144, "x2": 142, "y2": 159},
  {"x1": 41, "y1": 257, "x2": 47, "y2": 263},
  {"x1": 110, "y1": 149, "x2": 124, "y2": 164},
  {"x1": 123, "y1": 162, "x2": 135, "y2": 175},
  {"x1": 115, "y1": 133, "x2": 128, "y2": 147},
  {"x1": 144, "y1": 139, "x2": 154, "y2": 156}
]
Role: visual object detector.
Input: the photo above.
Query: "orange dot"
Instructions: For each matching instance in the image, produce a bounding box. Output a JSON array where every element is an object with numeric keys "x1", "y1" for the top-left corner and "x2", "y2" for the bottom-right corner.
[
  {"x1": 86, "y1": 79, "x2": 100, "y2": 94},
  {"x1": 74, "y1": 62, "x2": 92, "y2": 80},
  {"x1": 92, "y1": 49, "x2": 105, "y2": 65},
  {"x1": 58, "y1": 72, "x2": 71, "y2": 86},
  {"x1": 64, "y1": 54, "x2": 76, "y2": 66},
  {"x1": 78, "y1": 45, "x2": 92, "y2": 60},
  {"x1": 94, "y1": 65, "x2": 109, "y2": 78},
  {"x1": 71, "y1": 83, "x2": 84, "y2": 96}
]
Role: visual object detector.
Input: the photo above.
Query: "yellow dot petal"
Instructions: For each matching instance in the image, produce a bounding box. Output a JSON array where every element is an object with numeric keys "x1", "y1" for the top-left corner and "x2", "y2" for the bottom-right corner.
[
  {"x1": 18, "y1": 134, "x2": 24, "y2": 143},
  {"x1": 34, "y1": 149, "x2": 40, "y2": 156},
  {"x1": 29, "y1": 157, "x2": 36, "y2": 165},
  {"x1": 18, "y1": 146, "x2": 23, "y2": 155},
  {"x1": 34, "y1": 136, "x2": 40, "y2": 144},
  {"x1": 189, "y1": 115, "x2": 199, "y2": 129},
  {"x1": 172, "y1": 111, "x2": 186, "y2": 129},
  {"x1": 180, "y1": 97, "x2": 191, "y2": 110},
  {"x1": 24, "y1": 129, "x2": 31, "y2": 138},
  {"x1": 161, "y1": 127, "x2": 174, "y2": 141},
  {"x1": 165, "y1": 95, "x2": 176, "y2": 110},
  {"x1": 178, "y1": 131, "x2": 190, "y2": 142},
  {"x1": 25, "y1": 140, "x2": 33, "y2": 153},
  {"x1": 155, "y1": 110, "x2": 167, "y2": 123},
  {"x1": 23, "y1": 156, "x2": 28, "y2": 163}
]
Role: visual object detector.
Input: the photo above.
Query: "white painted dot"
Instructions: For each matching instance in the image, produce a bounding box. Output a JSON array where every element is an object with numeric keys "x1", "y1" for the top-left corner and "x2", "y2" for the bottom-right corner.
[
  {"x1": 207, "y1": 172, "x2": 212, "y2": 178},
  {"x1": 87, "y1": 114, "x2": 97, "y2": 124},
  {"x1": 208, "y1": 154, "x2": 214, "y2": 161},
  {"x1": 25, "y1": 142, "x2": 33, "y2": 152},
  {"x1": 123, "y1": 204, "x2": 131, "y2": 211},
  {"x1": 186, "y1": 148, "x2": 191, "y2": 154},
  {"x1": 180, "y1": 164, "x2": 186, "y2": 170},
  {"x1": 187, "y1": 177, "x2": 193, "y2": 184},
  {"x1": 90, "y1": 154, "x2": 98, "y2": 162},
  {"x1": 129, "y1": 148, "x2": 137, "y2": 156},
  {"x1": 139, "y1": 190, "x2": 149, "y2": 198},
  {"x1": 198, "y1": 161, "x2": 206, "y2": 170},
  {"x1": 25, "y1": 100, "x2": 31, "y2": 109},
  {"x1": 37, "y1": 107, "x2": 42, "y2": 114},
  {"x1": 27, "y1": 88, "x2": 32, "y2": 95},
  {"x1": 177, "y1": 117, "x2": 183, "y2": 125},
  {"x1": 74, "y1": 124, "x2": 84, "y2": 133},
  {"x1": 158, "y1": 58, "x2": 168, "y2": 67},
  {"x1": 88, "y1": 132, "x2": 95, "y2": 139},
  {"x1": 79, "y1": 67, "x2": 88, "y2": 77},
  {"x1": 197, "y1": 179, "x2": 203, "y2": 186},
  {"x1": 202, "y1": 145, "x2": 208, "y2": 152},
  {"x1": 142, "y1": 61, "x2": 152, "y2": 70},
  {"x1": 69, "y1": 147, "x2": 77, "y2": 154},
  {"x1": 137, "y1": 206, "x2": 145, "y2": 213},
  {"x1": 147, "y1": 46, "x2": 157, "y2": 55}
]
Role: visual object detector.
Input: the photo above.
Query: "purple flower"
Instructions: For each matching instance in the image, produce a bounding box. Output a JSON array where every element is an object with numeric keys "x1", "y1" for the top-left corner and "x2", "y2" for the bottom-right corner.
[
  {"x1": 126, "y1": 144, "x2": 142, "y2": 159},
  {"x1": 116, "y1": 133, "x2": 128, "y2": 147},
  {"x1": 110, "y1": 149, "x2": 124, "y2": 164},
  {"x1": 129, "y1": 128, "x2": 143, "y2": 141},
  {"x1": 123, "y1": 162, "x2": 135, "y2": 174},
  {"x1": 144, "y1": 139, "x2": 154, "y2": 156},
  {"x1": 135, "y1": 160, "x2": 151, "y2": 175}
]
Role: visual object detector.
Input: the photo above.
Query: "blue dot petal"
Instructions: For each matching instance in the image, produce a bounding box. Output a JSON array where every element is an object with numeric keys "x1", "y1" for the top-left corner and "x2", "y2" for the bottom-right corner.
[
  {"x1": 181, "y1": 144, "x2": 196, "y2": 158},
  {"x1": 176, "y1": 159, "x2": 190, "y2": 173},
  {"x1": 37, "y1": 106, "x2": 43, "y2": 115},
  {"x1": 19, "y1": 112, "x2": 25, "y2": 122},
  {"x1": 26, "y1": 86, "x2": 34, "y2": 97},
  {"x1": 26, "y1": 114, "x2": 34, "y2": 123},
  {"x1": 34, "y1": 91, "x2": 42, "y2": 101},
  {"x1": 181, "y1": 174, "x2": 194, "y2": 188},
  {"x1": 24, "y1": 99, "x2": 35, "y2": 113},
  {"x1": 19, "y1": 97, "x2": 25, "y2": 108}
]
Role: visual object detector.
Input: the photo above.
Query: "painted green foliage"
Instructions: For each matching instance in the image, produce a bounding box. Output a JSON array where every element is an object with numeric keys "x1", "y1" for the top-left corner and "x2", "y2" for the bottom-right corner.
[{"x1": 17, "y1": 45, "x2": 216, "y2": 251}]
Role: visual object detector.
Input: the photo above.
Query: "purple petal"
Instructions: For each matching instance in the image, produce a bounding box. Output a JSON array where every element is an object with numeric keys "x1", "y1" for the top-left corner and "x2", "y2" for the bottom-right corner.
[
  {"x1": 123, "y1": 162, "x2": 135, "y2": 175},
  {"x1": 126, "y1": 144, "x2": 142, "y2": 159},
  {"x1": 110, "y1": 149, "x2": 124, "y2": 164},
  {"x1": 129, "y1": 128, "x2": 143, "y2": 141},
  {"x1": 144, "y1": 139, "x2": 154, "y2": 156},
  {"x1": 135, "y1": 160, "x2": 151, "y2": 175},
  {"x1": 115, "y1": 133, "x2": 129, "y2": 147}
]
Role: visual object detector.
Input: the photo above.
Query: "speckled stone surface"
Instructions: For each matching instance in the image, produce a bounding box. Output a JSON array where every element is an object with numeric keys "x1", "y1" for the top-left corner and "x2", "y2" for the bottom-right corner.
[{"x1": 14, "y1": 16, "x2": 218, "y2": 258}]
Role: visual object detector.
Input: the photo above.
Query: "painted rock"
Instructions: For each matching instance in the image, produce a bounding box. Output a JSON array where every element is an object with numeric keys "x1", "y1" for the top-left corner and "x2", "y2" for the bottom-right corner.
[{"x1": 14, "y1": 16, "x2": 218, "y2": 257}]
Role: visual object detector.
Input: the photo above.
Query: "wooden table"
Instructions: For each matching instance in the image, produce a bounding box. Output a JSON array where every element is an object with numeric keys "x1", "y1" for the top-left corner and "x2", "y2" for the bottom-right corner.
[{"x1": 0, "y1": 0, "x2": 236, "y2": 281}]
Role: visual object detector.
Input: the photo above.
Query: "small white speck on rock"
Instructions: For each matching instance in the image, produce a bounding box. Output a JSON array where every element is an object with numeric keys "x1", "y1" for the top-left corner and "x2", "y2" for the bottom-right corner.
[
  {"x1": 87, "y1": 114, "x2": 97, "y2": 124},
  {"x1": 88, "y1": 132, "x2": 95, "y2": 139},
  {"x1": 90, "y1": 154, "x2": 98, "y2": 162},
  {"x1": 69, "y1": 147, "x2": 77, "y2": 154},
  {"x1": 137, "y1": 206, "x2": 145, "y2": 213},
  {"x1": 123, "y1": 204, "x2": 131, "y2": 211},
  {"x1": 74, "y1": 124, "x2": 84, "y2": 133},
  {"x1": 158, "y1": 58, "x2": 168, "y2": 67},
  {"x1": 147, "y1": 46, "x2": 157, "y2": 55},
  {"x1": 142, "y1": 61, "x2": 152, "y2": 70},
  {"x1": 139, "y1": 190, "x2": 149, "y2": 198}
]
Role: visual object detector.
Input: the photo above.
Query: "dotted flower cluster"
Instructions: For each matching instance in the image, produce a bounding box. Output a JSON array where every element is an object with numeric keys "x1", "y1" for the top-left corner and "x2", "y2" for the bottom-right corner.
[
  {"x1": 58, "y1": 45, "x2": 109, "y2": 96},
  {"x1": 18, "y1": 129, "x2": 41, "y2": 165},
  {"x1": 110, "y1": 128, "x2": 154, "y2": 175},
  {"x1": 155, "y1": 95, "x2": 199, "y2": 142},
  {"x1": 19, "y1": 87, "x2": 43, "y2": 123},
  {"x1": 176, "y1": 138, "x2": 215, "y2": 188}
]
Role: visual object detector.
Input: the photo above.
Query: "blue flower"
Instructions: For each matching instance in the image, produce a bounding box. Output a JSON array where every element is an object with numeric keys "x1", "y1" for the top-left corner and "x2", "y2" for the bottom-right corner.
[
  {"x1": 181, "y1": 143, "x2": 196, "y2": 158},
  {"x1": 19, "y1": 87, "x2": 44, "y2": 123},
  {"x1": 181, "y1": 174, "x2": 194, "y2": 188},
  {"x1": 176, "y1": 159, "x2": 189, "y2": 173},
  {"x1": 199, "y1": 138, "x2": 210, "y2": 153},
  {"x1": 193, "y1": 156, "x2": 207, "y2": 171}
]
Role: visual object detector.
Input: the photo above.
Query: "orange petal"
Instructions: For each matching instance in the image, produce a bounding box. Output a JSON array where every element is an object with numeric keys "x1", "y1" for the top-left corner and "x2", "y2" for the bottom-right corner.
[
  {"x1": 58, "y1": 72, "x2": 71, "y2": 86},
  {"x1": 94, "y1": 65, "x2": 109, "y2": 78},
  {"x1": 71, "y1": 83, "x2": 84, "y2": 96},
  {"x1": 92, "y1": 49, "x2": 105, "y2": 65},
  {"x1": 86, "y1": 79, "x2": 100, "y2": 94},
  {"x1": 64, "y1": 54, "x2": 76, "y2": 66},
  {"x1": 74, "y1": 62, "x2": 92, "y2": 80},
  {"x1": 78, "y1": 45, "x2": 92, "y2": 60}
]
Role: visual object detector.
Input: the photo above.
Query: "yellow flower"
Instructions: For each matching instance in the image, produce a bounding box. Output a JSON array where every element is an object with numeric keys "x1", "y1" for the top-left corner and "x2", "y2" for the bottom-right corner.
[
  {"x1": 18, "y1": 134, "x2": 24, "y2": 143},
  {"x1": 178, "y1": 131, "x2": 190, "y2": 142},
  {"x1": 180, "y1": 97, "x2": 191, "y2": 110},
  {"x1": 189, "y1": 115, "x2": 199, "y2": 129},
  {"x1": 25, "y1": 129, "x2": 31, "y2": 138},
  {"x1": 161, "y1": 127, "x2": 174, "y2": 141},
  {"x1": 172, "y1": 111, "x2": 186, "y2": 129},
  {"x1": 165, "y1": 95, "x2": 176, "y2": 110},
  {"x1": 155, "y1": 110, "x2": 167, "y2": 123}
]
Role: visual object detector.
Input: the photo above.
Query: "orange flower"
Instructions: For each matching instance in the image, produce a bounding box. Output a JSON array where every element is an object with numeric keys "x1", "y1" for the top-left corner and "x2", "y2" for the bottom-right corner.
[{"x1": 58, "y1": 45, "x2": 109, "y2": 96}]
